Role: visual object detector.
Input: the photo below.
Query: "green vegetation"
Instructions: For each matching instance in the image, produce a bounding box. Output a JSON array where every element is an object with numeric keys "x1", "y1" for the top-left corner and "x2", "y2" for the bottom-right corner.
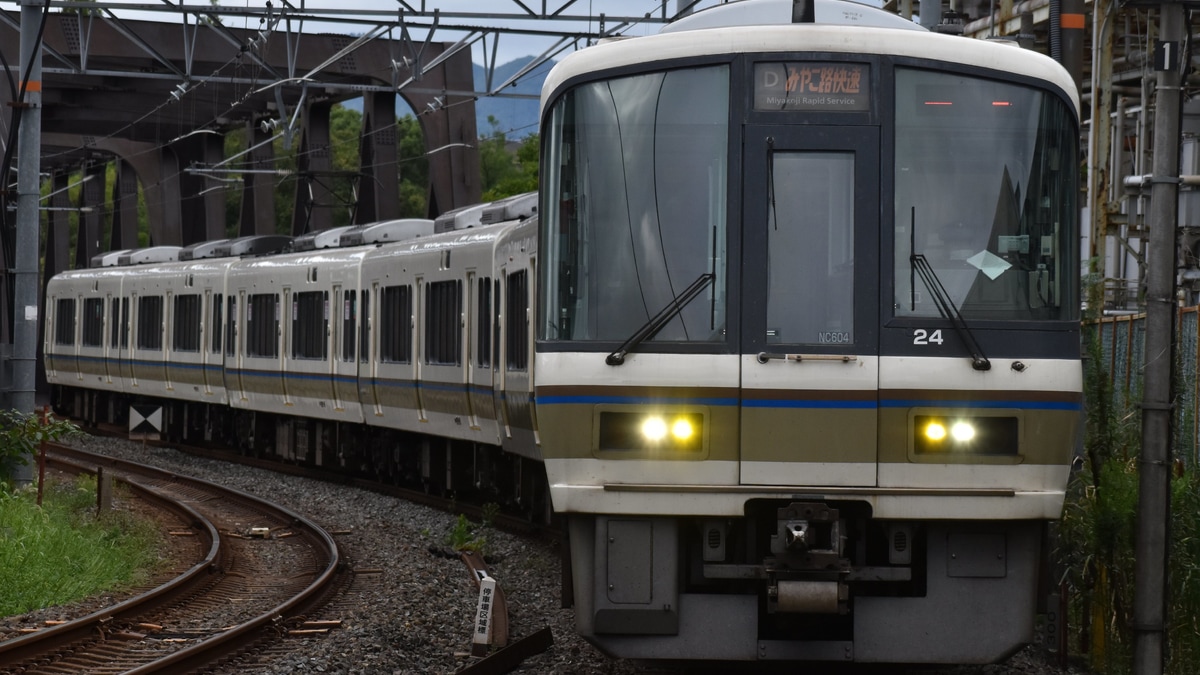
[
  {"x1": 445, "y1": 513, "x2": 487, "y2": 553},
  {"x1": 1053, "y1": 276, "x2": 1200, "y2": 674},
  {"x1": 481, "y1": 502, "x2": 500, "y2": 528},
  {"x1": 0, "y1": 475, "x2": 162, "y2": 616},
  {"x1": 0, "y1": 409, "x2": 81, "y2": 487},
  {"x1": 478, "y1": 116, "x2": 538, "y2": 202}
]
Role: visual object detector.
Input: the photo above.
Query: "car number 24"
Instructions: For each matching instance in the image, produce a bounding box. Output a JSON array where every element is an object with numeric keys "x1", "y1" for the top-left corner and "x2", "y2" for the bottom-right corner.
[{"x1": 913, "y1": 329, "x2": 944, "y2": 346}]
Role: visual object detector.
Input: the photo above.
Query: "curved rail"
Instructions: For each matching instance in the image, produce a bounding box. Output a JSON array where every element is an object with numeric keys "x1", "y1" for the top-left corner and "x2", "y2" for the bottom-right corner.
[{"x1": 0, "y1": 444, "x2": 342, "y2": 674}]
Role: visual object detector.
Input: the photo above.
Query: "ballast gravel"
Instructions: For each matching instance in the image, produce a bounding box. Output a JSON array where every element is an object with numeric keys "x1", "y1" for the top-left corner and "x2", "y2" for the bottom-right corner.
[{"x1": 48, "y1": 434, "x2": 1087, "y2": 675}]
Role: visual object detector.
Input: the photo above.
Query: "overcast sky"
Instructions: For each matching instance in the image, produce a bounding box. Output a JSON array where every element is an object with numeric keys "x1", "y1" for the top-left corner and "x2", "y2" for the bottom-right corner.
[{"x1": 0, "y1": 1, "x2": 740, "y2": 65}]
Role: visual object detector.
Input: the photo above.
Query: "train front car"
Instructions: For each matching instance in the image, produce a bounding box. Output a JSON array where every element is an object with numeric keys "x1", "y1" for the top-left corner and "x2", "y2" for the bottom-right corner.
[{"x1": 535, "y1": 0, "x2": 1081, "y2": 665}]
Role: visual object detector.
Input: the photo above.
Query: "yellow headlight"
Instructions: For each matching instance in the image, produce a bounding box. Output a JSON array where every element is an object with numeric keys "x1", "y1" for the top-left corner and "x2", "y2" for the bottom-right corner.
[
  {"x1": 924, "y1": 422, "x2": 947, "y2": 441},
  {"x1": 913, "y1": 415, "x2": 1018, "y2": 456},
  {"x1": 641, "y1": 417, "x2": 668, "y2": 441},
  {"x1": 597, "y1": 411, "x2": 706, "y2": 453},
  {"x1": 671, "y1": 418, "x2": 694, "y2": 441}
]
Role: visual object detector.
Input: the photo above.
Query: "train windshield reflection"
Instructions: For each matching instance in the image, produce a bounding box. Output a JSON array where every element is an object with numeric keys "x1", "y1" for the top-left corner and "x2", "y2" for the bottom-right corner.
[
  {"x1": 540, "y1": 65, "x2": 729, "y2": 344},
  {"x1": 893, "y1": 68, "x2": 1079, "y2": 321}
]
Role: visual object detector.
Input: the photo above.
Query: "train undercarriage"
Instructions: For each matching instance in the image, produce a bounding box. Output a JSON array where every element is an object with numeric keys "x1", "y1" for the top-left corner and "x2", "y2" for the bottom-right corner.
[
  {"x1": 52, "y1": 385, "x2": 552, "y2": 523},
  {"x1": 568, "y1": 506, "x2": 1052, "y2": 664}
]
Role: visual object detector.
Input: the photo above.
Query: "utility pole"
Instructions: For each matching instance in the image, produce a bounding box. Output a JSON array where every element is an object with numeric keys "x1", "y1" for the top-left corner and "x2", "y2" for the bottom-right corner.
[
  {"x1": 11, "y1": 0, "x2": 44, "y2": 485},
  {"x1": 1134, "y1": 3, "x2": 1184, "y2": 673}
]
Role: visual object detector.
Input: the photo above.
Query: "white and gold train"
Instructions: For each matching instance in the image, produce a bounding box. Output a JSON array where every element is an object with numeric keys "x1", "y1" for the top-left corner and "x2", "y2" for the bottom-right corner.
[
  {"x1": 46, "y1": 0, "x2": 1083, "y2": 665},
  {"x1": 46, "y1": 194, "x2": 542, "y2": 498}
]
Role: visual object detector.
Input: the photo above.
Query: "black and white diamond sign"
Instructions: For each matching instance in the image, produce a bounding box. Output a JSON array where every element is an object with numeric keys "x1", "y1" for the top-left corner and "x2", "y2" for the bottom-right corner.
[{"x1": 129, "y1": 404, "x2": 162, "y2": 440}]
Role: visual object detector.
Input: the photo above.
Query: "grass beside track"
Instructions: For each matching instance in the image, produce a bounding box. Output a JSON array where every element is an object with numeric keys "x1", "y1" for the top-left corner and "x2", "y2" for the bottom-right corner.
[{"x1": 0, "y1": 475, "x2": 162, "y2": 616}]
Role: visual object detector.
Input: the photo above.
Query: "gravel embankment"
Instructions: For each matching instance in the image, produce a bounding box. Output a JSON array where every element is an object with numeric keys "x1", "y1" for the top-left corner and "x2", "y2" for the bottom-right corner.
[{"x1": 46, "y1": 434, "x2": 1089, "y2": 675}]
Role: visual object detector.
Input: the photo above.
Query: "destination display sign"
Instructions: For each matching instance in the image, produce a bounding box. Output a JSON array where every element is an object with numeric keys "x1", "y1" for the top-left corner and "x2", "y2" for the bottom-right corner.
[{"x1": 753, "y1": 62, "x2": 870, "y2": 112}]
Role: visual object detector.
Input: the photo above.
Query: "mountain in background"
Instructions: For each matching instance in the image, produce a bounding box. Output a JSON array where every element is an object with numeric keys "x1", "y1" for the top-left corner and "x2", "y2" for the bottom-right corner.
[
  {"x1": 342, "y1": 57, "x2": 550, "y2": 139},
  {"x1": 472, "y1": 57, "x2": 550, "y2": 139}
]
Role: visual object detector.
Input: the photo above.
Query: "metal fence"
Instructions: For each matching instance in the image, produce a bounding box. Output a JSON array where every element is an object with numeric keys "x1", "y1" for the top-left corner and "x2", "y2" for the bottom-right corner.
[{"x1": 1090, "y1": 308, "x2": 1200, "y2": 465}]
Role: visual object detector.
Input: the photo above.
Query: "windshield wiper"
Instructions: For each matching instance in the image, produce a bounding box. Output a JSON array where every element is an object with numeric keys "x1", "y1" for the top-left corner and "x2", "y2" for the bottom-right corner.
[
  {"x1": 910, "y1": 254, "x2": 991, "y2": 371},
  {"x1": 606, "y1": 273, "x2": 714, "y2": 366}
]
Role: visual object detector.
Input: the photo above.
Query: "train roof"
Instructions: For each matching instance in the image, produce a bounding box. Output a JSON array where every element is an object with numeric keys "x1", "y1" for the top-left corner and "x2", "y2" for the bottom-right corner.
[
  {"x1": 116, "y1": 246, "x2": 182, "y2": 266},
  {"x1": 64, "y1": 191, "x2": 538, "y2": 276},
  {"x1": 90, "y1": 249, "x2": 133, "y2": 268},
  {"x1": 542, "y1": 5, "x2": 1079, "y2": 116},
  {"x1": 338, "y1": 219, "x2": 435, "y2": 247},
  {"x1": 291, "y1": 226, "x2": 355, "y2": 251},
  {"x1": 660, "y1": 0, "x2": 923, "y2": 33}
]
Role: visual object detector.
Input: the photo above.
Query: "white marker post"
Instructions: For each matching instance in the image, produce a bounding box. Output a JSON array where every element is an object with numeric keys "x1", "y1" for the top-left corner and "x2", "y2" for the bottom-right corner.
[{"x1": 471, "y1": 574, "x2": 497, "y2": 656}]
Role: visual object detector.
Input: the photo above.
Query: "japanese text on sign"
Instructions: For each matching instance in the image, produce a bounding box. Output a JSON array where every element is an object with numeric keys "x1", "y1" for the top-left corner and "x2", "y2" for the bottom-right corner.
[
  {"x1": 471, "y1": 576, "x2": 497, "y2": 656},
  {"x1": 754, "y1": 62, "x2": 870, "y2": 112}
]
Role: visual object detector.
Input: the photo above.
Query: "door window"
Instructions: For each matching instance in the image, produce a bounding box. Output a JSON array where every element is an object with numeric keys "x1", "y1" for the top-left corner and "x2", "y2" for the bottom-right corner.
[{"x1": 766, "y1": 151, "x2": 855, "y2": 346}]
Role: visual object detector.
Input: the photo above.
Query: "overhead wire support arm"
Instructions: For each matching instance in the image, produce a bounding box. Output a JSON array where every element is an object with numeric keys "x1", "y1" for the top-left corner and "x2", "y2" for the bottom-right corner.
[
  {"x1": 100, "y1": 9, "x2": 188, "y2": 79},
  {"x1": 488, "y1": 36, "x2": 571, "y2": 96},
  {"x1": 0, "y1": 12, "x2": 75, "y2": 72}
]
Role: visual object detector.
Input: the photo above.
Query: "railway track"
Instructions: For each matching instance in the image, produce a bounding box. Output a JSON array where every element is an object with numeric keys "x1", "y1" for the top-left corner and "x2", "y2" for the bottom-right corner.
[{"x1": 0, "y1": 444, "x2": 344, "y2": 674}]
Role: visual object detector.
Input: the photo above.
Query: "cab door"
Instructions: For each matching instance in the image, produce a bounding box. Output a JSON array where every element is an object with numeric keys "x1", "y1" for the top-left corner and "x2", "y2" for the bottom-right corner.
[{"x1": 739, "y1": 125, "x2": 880, "y2": 487}]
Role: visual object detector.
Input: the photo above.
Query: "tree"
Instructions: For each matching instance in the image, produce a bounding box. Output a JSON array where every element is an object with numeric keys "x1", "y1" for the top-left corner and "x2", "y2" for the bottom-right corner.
[
  {"x1": 397, "y1": 115, "x2": 429, "y2": 218},
  {"x1": 478, "y1": 116, "x2": 538, "y2": 202},
  {"x1": 0, "y1": 409, "x2": 80, "y2": 488}
]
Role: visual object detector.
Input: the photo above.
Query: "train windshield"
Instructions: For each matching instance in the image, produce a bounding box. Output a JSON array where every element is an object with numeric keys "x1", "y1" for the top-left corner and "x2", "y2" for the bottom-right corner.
[
  {"x1": 893, "y1": 67, "x2": 1079, "y2": 322},
  {"x1": 539, "y1": 65, "x2": 729, "y2": 343}
]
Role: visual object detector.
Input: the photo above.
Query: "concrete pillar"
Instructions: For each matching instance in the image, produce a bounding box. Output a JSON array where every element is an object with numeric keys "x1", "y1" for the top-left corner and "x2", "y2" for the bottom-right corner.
[
  {"x1": 110, "y1": 159, "x2": 139, "y2": 251},
  {"x1": 46, "y1": 172, "x2": 71, "y2": 275},
  {"x1": 240, "y1": 122, "x2": 278, "y2": 236},
  {"x1": 356, "y1": 91, "x2": 400, "y2": 224},
  {"x1": 401, "y1": 45, "x2": 481, "y2": 217},
  {"x1": 292, "y1": 100, "x2": 334, "y2": 235},
  {"x1": 75, "y1": 163, "x2": 106, "y2": 269},
  {"x1": 149, "y1": 146, "x2": 183, "y2": 246}
]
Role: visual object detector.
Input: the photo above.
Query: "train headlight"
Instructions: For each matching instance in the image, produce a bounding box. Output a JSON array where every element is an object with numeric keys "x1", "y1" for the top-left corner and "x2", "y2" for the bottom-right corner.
[
  {"x1": 599, "y1": 412, "x2": 705, "y2": 453},
  {"x1": 672, "y1": 418, "x2": 695, "y2": 441},
  {"x1": 914, "y1": 415, "x2": 1018, "y2": 456},
  {"x1": 924, "y1": 422, "x2": 947, "y2": 441},
  {"x1": 642, "y1": 417, "x2": 668, "y2": 441},
  {"x1": 950, "y1": 422, "x2": 976, "y2": 442}
]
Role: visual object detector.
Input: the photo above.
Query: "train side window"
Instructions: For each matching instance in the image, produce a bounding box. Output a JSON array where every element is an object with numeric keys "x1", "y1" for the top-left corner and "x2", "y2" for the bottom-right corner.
[
  {"x1": 173, "y1": 294, "x2": 202, "y2": 352},
  {"x1": 54, "y1": 298, "x2": 76, "y2": 346},
  {"x1": 82, "y1": 298, "x2": 104, "y2": 347},
  {"x1": 493, "y1": 279, "x2": 501, "y2": 366},
  {"x1": 246, "y1": 293, "x2": 279, "y2": 358},
  {"x1": 109, "y1": 298, "x2": 120, "y2": 348},
  {"x1": 341, "y1": 290, "x2": 357, "y2": 362},
  {"x1": 380, "y1": 285, "x2": 412, "y2": 364},
  {"x1": 477, "y1": 277, "x2": 492, "y2": 368},
  {"x1": 359, "y1": 289, "x2": 370, "y2": 363},
  {"x1": 137, "y1": 296, "x2": 164, "y2": 351},
  {"x1": 292, "y1": 290, "x2": 328, "y2": 360},
  {"x1": 119, "y1": 298, "x2": 129, "y2": 349},
  {"x1": 210, "y1": 294, "x2": 223, "y2": 354},
  {"x1": 506, "y1": 270, "x2": 528, "y2": 370},
  {"x1": 225, "y1": 296, "x2": 237, "y2": 357},
  {"x1": 425, "y1": 280, "x2": 462, "y2": 365}
]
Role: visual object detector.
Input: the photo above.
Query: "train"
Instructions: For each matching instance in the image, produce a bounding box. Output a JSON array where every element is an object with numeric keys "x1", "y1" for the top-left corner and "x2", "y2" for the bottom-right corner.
[{"x1": 44, "y1": 0, "x2": 1084, "y2": 666}]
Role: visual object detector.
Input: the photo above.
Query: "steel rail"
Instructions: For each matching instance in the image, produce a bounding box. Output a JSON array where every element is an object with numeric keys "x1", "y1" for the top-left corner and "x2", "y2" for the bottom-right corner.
[
  {"x1": 0, "y1": 444, "x2": 343, "y2": 674},
  {"x1": 0, "y1": 454, "x2": 222, "y2": 666}
]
